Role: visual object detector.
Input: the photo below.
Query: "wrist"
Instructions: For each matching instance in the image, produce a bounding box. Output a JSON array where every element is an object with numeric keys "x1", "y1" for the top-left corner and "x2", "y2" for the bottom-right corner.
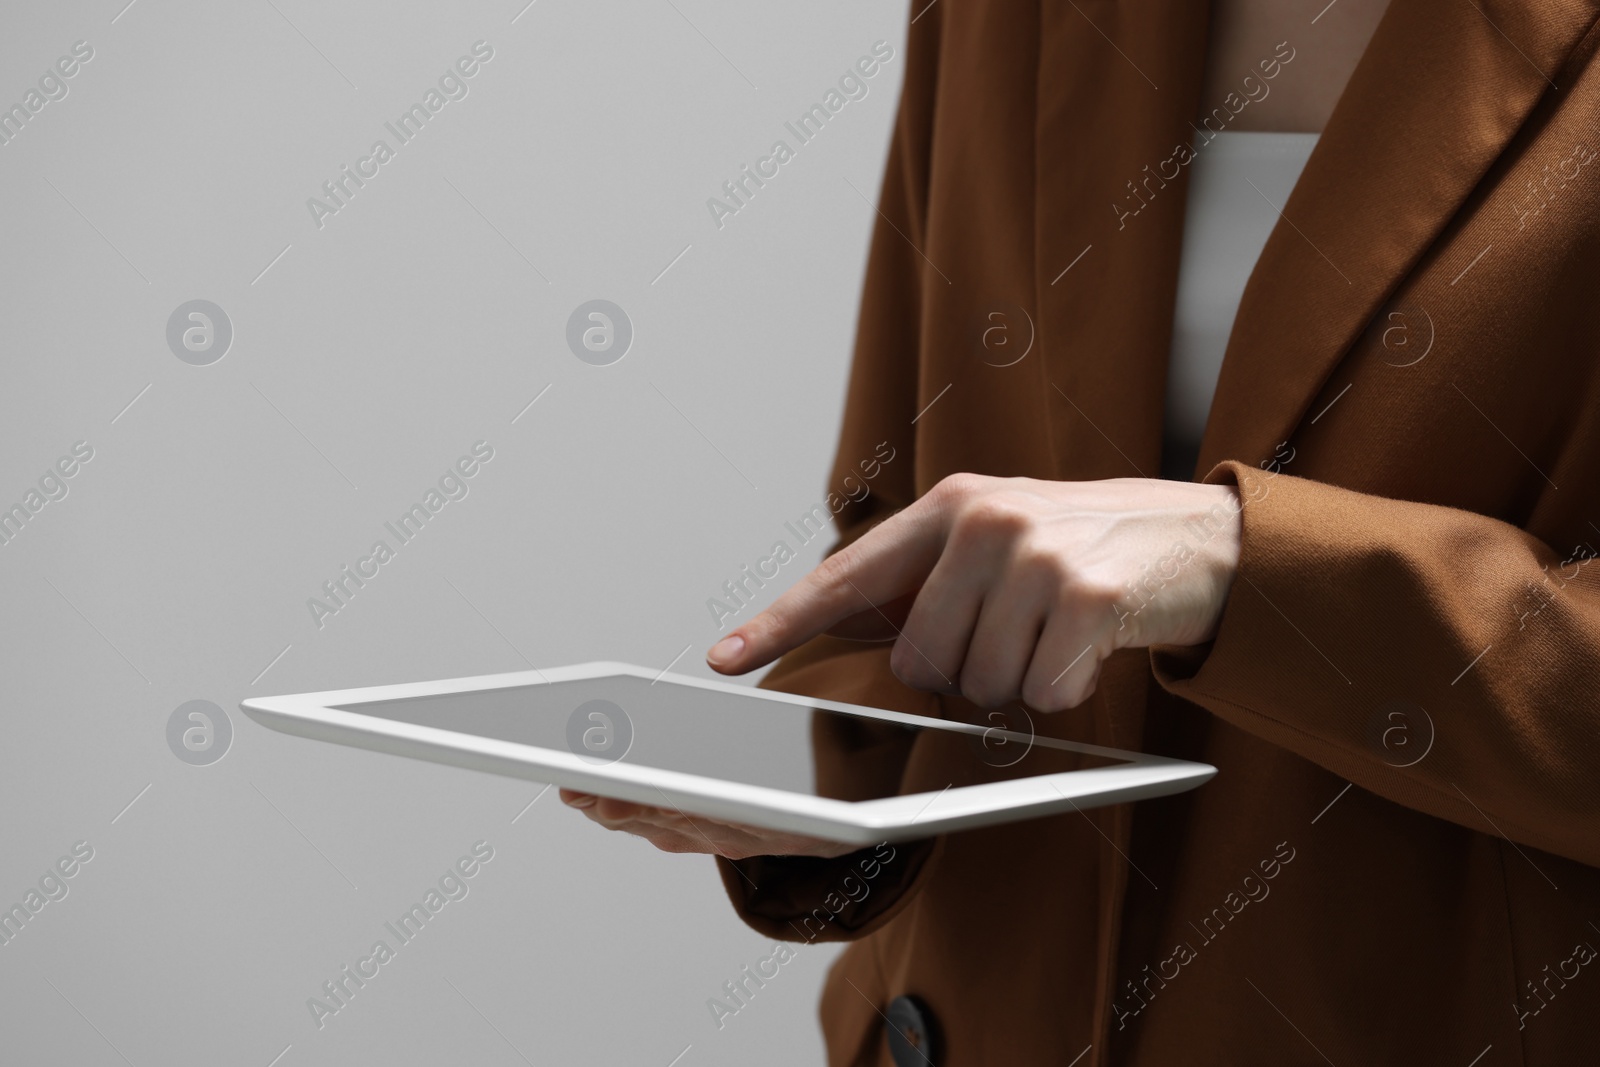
[{"x1": 1194, "y1": 482, "x2": 1243, "y2": 640}]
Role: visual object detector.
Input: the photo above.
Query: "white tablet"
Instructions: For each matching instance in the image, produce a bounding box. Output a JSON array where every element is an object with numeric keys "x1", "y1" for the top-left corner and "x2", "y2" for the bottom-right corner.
[{"x1": 240, "y1": 661, "x2": 1215, "y2": 844}]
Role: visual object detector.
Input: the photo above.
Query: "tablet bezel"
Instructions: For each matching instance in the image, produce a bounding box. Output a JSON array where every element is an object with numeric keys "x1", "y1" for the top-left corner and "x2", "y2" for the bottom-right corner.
[{"x1": 240, "y1": 661, "x2": 1216, "y2": 844}]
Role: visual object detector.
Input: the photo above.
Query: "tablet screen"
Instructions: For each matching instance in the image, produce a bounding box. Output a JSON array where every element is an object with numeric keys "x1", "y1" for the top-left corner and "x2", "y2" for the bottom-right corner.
[{"x1": 334, "y1": 674, "x2": 1110, "y2": 798}]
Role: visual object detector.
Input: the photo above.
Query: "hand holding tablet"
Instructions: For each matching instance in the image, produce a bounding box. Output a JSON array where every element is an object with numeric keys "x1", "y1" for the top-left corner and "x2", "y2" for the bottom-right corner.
[{"x1": 558, "y1": 787, "x2": 862, "y2": 860}]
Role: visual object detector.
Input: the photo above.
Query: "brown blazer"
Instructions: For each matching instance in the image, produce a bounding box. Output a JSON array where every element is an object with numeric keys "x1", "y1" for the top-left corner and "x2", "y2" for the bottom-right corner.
[{"x1": 716, "y1": 1, "x2": 1600, "y2": 1063}]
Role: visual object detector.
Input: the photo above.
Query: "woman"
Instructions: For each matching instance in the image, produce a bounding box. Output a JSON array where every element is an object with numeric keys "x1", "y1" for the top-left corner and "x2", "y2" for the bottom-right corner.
[{"x1": 566, "y1": 0, "x2": 1600, "y2": 1062}]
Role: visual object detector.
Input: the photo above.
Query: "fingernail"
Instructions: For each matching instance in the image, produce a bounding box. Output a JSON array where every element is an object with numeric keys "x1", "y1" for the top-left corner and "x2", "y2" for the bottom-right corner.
[
  {"x1": 707, "y1": 634, "x2": 745, "y2": 668},
  {"x1": 566, "y1": 794, "x2": 597, "y2": 809}
]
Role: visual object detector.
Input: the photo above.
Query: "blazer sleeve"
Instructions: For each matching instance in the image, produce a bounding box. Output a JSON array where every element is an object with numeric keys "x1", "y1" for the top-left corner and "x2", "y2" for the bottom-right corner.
[
  {"x1": 1152, "y1": 459, "x2": 1600, "y2": 867},
  {"x1": 714, "y1": 639, "x2": 946, "y2": 944},
  {"x1": 713, "y1": 15, "x2": 948, "y2": 944}
]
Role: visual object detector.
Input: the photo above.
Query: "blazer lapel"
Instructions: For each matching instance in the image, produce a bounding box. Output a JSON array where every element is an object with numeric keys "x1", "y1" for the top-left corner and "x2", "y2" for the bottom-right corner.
[
  {"x1": 1033, "y1": 0, "x2": 1211, "y2": 483},
  {"x1": 1198, "y1": 0, "x2": 1600, "y2": 473}
]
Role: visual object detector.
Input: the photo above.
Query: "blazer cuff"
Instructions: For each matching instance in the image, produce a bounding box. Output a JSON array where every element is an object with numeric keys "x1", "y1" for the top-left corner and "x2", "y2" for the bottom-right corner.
[
  {"x1": 1147, "y1": 456, "x2": 1600, "y2": 866},
  {"x1": 1149, "y1": 457, "x2": 1301, "y2": 690},
  {"x1": 712, "y1": 638, "x2": 945, "y2": 943},
  {"x1": 715, "y1": 835, "x2": 942, "y2": 944}
]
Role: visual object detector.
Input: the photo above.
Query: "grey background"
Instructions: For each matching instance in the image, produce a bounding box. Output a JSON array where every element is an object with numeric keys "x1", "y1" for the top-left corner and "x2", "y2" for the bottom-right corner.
[{"x1": 0, "y1": 1, "x2": 909, "y2": 1063}]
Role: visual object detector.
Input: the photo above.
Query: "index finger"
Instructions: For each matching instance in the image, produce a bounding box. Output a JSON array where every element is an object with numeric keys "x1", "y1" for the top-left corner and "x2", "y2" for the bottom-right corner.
[{"x1": 705, "y1": 498, "x2": 947, "y2": 674}]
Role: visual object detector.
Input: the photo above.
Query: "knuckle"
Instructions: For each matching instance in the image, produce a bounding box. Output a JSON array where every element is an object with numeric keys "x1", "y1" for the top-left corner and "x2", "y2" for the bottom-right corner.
[
  {"x1": 953, "y1": 494, "x2": 1034, "y2": 545},
  {"x1": 961, "y1": 675, "x2": 1009, "y2": 709},
  {"x1": 1012, "y1": 538, "x2": 1067, "y2": 585},
  {"x1": 1064, "y1": 663, "x2": 1104, "y2": 709},
  {"x1": 955, "y1": 654, "x2": 1000, "y2": 706},
  {"x1": 1021, "y1": 683, "x2": 1056, "y2": 713},
  {"x1": 1058, "y1": 569, "x2": 1123, "y2": 613},
  {"x1": 1021, "y1": 671, "x2": 1062, "y2": 712},
  {"x1": 1025, "y1": 638, "x2": 1105, "y2": 712},
  {"x1": 590, "y1": 797, "x2": 633, "y2": 822},
  {"x1": 888, "y1": 641, "x2": 918, "y2": 686},
  {"x1": 651, "y1": 834, "x2": 701, "y2": 855},
  {"x1": 890, "y1": 639, "x2": 942, "y2": 691},
  {"x1": 932, "y1": 471, "x2": 987, "y2": 503},
  {"x1": 805, "y1": 553, "x2": 859, "y2": 612},
  {"x1": 811, "y1": 547, "x2": 853, "y2": 587}
]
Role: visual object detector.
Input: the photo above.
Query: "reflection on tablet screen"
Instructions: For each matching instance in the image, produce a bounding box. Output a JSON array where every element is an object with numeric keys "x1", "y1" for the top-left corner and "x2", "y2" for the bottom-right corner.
[{"x1": 335, "y1": 675, "x2": 1122, "y2": 799}]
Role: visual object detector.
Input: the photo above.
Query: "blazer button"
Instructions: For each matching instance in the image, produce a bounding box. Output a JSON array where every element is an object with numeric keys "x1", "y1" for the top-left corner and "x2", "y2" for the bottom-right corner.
[{"x1": 886, "y1": 994, "x2": 939, "y2": 1066}]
